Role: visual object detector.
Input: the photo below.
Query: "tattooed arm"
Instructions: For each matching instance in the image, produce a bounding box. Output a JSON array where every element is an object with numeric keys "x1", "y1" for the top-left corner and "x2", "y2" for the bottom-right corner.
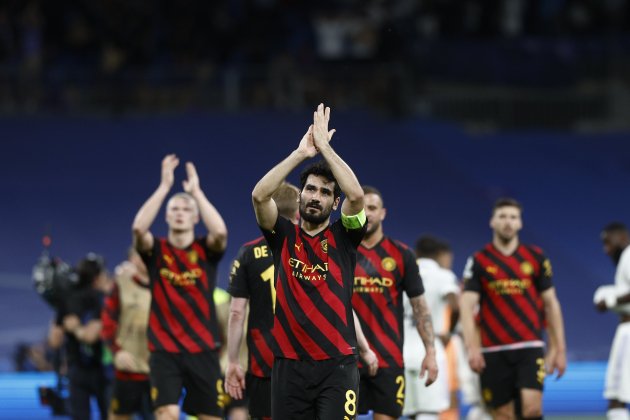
[{"x1": 410, "y1": 295, "x2": 439, "y2": 386}]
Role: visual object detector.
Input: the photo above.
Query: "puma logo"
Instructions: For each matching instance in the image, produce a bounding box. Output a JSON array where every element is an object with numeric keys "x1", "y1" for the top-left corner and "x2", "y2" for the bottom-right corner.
[{"x1": 295, "y1": 243, "x2": 302, "y2": 252}]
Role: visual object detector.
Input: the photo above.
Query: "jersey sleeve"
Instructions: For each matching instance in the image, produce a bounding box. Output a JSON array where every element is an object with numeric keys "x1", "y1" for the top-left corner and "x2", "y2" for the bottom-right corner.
[
  {"x1": 462, "y1": 255, "x2": 482, "y2": 293},
  {"x1": 198, "y1": 237, "x2": 225, "y2": 263},
  {"x1": 534, "y1": 249, "x2": 554, "y2": 292},
  {"x1": 403, "y1": 248, "x2": 424, "y2": 298},
  {"x1": 260, "y1": 215, "x2": 293, "y2": 254},
  {"x1": 227, "y1": 245, "x2": 251, "y2": 299},
  {"x1": 332, "y1": 218, "x2": 367, "y2": 249},
  {"x1": 616, "y1": 248, "x2": 630, "y2": 293}
]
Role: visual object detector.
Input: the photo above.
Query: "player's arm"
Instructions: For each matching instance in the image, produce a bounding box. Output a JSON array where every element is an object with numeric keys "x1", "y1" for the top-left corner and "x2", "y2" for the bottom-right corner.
[
  {"x1": 409, "y1": 295, "x2": 439, "y2": 386},
  {"x1": 100, "y1": 282, "x2": 121, "y2": 354},
  {"x1": 353, "y1": 310, "x2": 378, "y2": 376},
  {"x1": 542, "y1": 287, "x2": 567, "y2": 379},
  {"x1": 252, "y1": 126, "x2": 316, "y2": 231},
  {"x1": 460, "y1": 290, "x2": 485, "y2": 374},
  {"x1": 183, "y1": 162, "x2": 228, "y2": 253},
  {"x1": 311, "y1": 103, "x2": 364, "y2": 216},
  {"x1": 132, "y1": 154, "x2": 178, "y2": 253},
  {"x1": 225, "y1": 297, "x2": 248, "y2": 399}
]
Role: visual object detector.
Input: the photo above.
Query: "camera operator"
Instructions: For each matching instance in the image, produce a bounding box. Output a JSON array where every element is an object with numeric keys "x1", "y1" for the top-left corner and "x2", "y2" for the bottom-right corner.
[{"x1": 57, "y1": 254, "x2": 112, "y2": 419}]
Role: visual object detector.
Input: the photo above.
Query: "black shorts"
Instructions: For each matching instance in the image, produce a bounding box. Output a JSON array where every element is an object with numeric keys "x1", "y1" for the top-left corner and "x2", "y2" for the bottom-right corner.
[
  {"x1": 110, "y1": 377, "x2": 151, "y2": 415},
  {"x1": 358, "y1": 366, "x2": 405, "y2": 418},
  {"x1": 480, "y1": 347, "x2": 545, "y2": 409},
  {"x1": 272, "y1": 355, "x2": 359, "y2": 420},
  {"x1": 149, "y1": 350, "x2": 223, "y2": 417},
  {"x1": 246, "y1": 373, "x2": 270, "y2": 418}
]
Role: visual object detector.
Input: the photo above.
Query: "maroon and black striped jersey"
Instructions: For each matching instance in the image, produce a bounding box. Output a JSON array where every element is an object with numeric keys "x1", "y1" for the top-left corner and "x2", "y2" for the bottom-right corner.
[
  {"x1": 227, "y1": 236, "x2": 277, "y2": 377},
  {"x1": 462, "y1": 243, "x2": 553, "y2": 350},
  {"x1": 261, "y1": 216, "x2": 366, "y2": 361},
  {"x1": 140, "y1": 237, "x2": 224, "y2": 353},
  {"x1": 352, "y1": 237, "x2": 424, "y2": 369}
]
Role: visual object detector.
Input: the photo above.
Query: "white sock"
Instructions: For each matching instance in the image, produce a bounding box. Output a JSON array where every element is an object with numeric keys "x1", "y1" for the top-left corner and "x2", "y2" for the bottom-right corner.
[{"x1": 608, "y1": 408, "x2": 630, "y2": 420}]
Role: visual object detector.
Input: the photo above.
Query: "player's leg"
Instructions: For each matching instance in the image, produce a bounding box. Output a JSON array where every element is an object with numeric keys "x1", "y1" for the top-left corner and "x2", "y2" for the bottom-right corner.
[
  {"x1": 480, "y1": 351, "x2": 516, "y2": 420},
  {"x1": 516, "y1": 348, "x2": 545, "y2": 419},
  {"x1": 150, "y1": 351, "x2": 184, "y2": 420},
  {"x1": 605, "y1": 324, "x2": 630, "y2": 420},
  {"x1": 271, "y1": 357, "x2": 315, "y2": 420},
  {"x1": 180, "y1": 351, "x2": 223, "y2": 420},
  {"x1": 316, "y1": 356, "x2": 360, "y2": 419}
]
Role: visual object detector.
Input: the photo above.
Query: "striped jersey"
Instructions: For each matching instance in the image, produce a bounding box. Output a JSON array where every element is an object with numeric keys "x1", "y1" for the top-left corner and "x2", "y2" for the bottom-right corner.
[
  {"x1": 227, "y1": 236, "x2": 277, "y2": 377},
  {"x1": 261, "y1": 216, "x2": 366, "y2": 361},
  {"x1": 353, "y1": 237, "x2": 424, "y2": 369},
  {"x1": 141, "y1": 237, "x2": 224, "y2": 353},
  {"x1": 462, "y1": 243, "x2": 553, "y2": 351}
]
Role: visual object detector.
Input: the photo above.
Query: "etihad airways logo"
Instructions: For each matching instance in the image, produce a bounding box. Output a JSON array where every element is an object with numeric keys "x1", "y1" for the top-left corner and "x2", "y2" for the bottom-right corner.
[
  {"x1": 288, "y1": 257, "x2": 327, "y2": 282},
  {"x1": 160, "y1": 267, "x2": 202, "y2": 287},
  {"x1": 488, "y1": 278, "x2": 532, "y2": 295},
  {"x1": 353, "y1": 276, "x2": 394, "y2": 294}
]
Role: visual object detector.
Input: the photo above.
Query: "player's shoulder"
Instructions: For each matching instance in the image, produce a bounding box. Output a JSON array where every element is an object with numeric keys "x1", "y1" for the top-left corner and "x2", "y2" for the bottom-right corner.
[
  {"x1": 521, "y1": 243, "x2": 546, "y2": 258},
  {"x1": 385, "y1": 236, "x2": 412, "y2": 253}
]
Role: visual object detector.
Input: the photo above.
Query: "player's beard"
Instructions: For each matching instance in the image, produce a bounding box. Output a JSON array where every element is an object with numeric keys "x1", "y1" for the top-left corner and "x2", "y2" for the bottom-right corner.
[
  {"x1": 496, "y1": 229, "x2": 516, "y2": 244},
  {"x1": 365, "y1": 219, "x2": 380, "y2": 238},
  {"x1": 299, "y1": 201, "x2": 332, "y2": 225}
]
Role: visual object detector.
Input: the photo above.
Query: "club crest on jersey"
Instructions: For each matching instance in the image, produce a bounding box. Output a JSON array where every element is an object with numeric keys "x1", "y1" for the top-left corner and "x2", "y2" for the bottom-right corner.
[
  {"x1": 188, "y1": 250, "x2": 198, "y2": 264},
  {"x1": 321, "y1": 239, "x2": 328, "y2": 253},
  {"x1": 520, "y1": 261, "x2": 533, "y2": 275},
  {"x1": 381, "y1": 257, "x2": 396, "y2": 272},
  {"x1": 486, "y1": 266, "x2": 498, "y2": 274}
]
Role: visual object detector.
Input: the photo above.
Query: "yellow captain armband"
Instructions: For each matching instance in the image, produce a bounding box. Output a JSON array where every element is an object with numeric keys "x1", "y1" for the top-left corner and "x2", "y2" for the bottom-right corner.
[{"x1": 341, "y1": 209, "x2": 366, "y2": 229}]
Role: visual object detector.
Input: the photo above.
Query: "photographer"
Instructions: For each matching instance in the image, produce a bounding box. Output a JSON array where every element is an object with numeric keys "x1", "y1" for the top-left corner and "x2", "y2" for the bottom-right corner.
[{"x1": 57, "y1": 254, "x2": 112, "y2": 420}]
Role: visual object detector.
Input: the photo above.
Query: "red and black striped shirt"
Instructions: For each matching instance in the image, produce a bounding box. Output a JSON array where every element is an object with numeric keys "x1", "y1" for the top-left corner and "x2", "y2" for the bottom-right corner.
[
  {"x1": 141, "y1": 237, "x2": 224, "y2": 353},
  {"x1": 261, "y1": 216, "x2": 366, "y2": 361},
  {"x1": 227, "y1": 236, "x2": 277, "y2": 378},
  {"x1": 353, "y1": 237, "x2": 424, "y2": 369},
  {"x1": 463, "y1": 243, "x2": 553, "y2": 350}
]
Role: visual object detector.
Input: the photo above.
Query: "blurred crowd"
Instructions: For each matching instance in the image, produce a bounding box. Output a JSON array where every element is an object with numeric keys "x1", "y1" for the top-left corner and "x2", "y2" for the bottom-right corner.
[{"x1": 0, "y1": 0, "x2": 629, "y2": 113}]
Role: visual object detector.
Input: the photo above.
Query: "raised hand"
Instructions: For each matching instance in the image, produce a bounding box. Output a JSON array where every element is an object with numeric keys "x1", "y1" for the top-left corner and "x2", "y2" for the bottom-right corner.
[
  {"x1": 312, "y1": 103, "x2": 336, "y2": 151},
  {"x1": 297, "y1": 125, "x2": 318, "y2": 158},
  {"x1": 182, "y1": 162, "x2": 200, "y2": 195},
  {"x1": 161, "y1": 154, "x2": 179, "y2": 189}
]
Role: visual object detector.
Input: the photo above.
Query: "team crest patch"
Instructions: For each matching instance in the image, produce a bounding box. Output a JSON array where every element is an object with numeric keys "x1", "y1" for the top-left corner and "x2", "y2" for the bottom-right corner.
[
  {"x1": 321, "y1": 239, "x2": 328, "y2": 253},
  {"x1": 483, "y1": 388, "x2": 493, "y2": 403},
  {"x1": 520, "y1": 261, "x2": 533, "y2": 275},
  {"x1": 188, "y1": 250, "x2": 198, "y2": 264},
  {"x1": 381, "y1": 257, "x2": 396, "y2": 272}
]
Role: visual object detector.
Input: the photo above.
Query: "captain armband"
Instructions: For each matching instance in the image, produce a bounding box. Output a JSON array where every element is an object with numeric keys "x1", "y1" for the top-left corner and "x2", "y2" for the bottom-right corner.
[{"x1": 341, "y1": 209, "x2": 366, "y2": 230}]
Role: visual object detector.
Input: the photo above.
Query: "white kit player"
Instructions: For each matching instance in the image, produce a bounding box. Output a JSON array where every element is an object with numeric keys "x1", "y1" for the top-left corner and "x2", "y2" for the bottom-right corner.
[
  {"x1": 595, "y1": 222, "x2": 630, "y2": 420},
  {"x1": 403, "y1": 236, "x2": 459, "y2": 420}
]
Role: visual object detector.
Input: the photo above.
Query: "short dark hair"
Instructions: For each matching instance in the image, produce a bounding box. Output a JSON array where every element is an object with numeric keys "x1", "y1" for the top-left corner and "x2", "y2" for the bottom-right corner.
[
  {"x1": 76, "y1": 253, "x2": 105, "y2": 288},
  {"x1": 362, "y1": 185, "x2": 384, "y2": 206},
  {"x1": 272, "y1": 182, "x2": 299, "y2": 219},
  {"x1": 602, "y1": 222, "x2": 628, "y2": 234},
  {"x1": 299, "y1": 161, "x2": 341, "y2": 199},
  {"x1": 415, "y1": 235, "x2": 451, "y2": 258},
  {"x1": 492, "y1": 197, "x2": 523, "y2": 214}
]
